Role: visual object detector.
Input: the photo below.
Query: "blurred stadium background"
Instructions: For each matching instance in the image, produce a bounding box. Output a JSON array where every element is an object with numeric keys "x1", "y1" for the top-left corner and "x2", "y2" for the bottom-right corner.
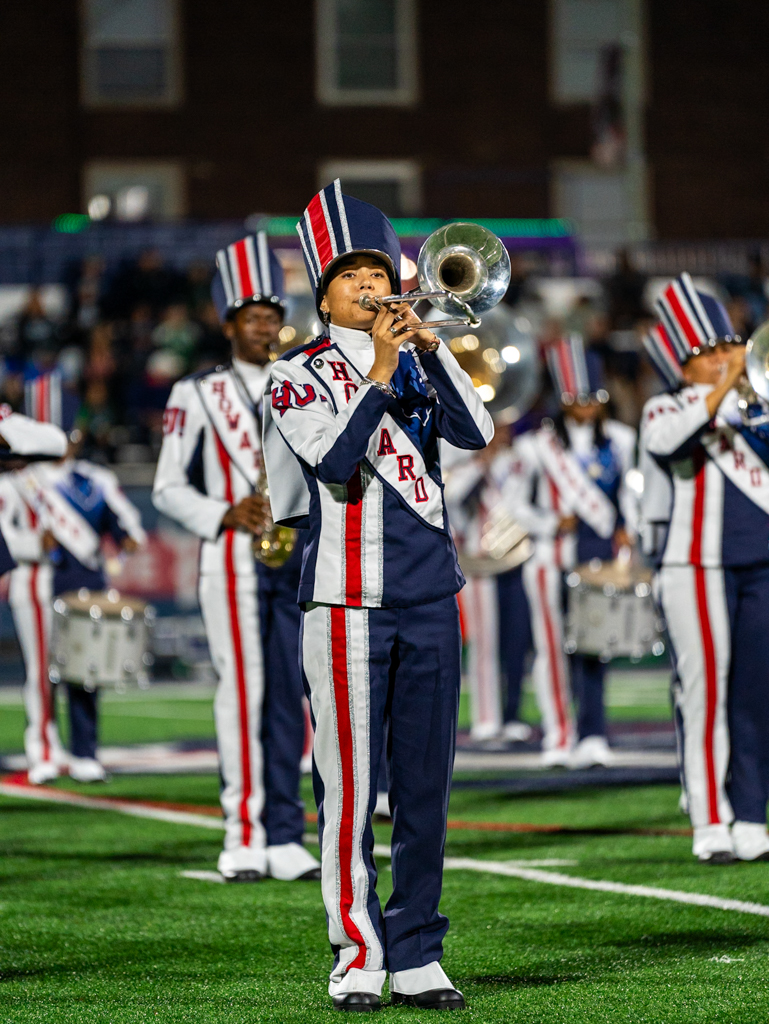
[{"x1": 3, "y1": 4, "x2": 769, "y2": 1020}]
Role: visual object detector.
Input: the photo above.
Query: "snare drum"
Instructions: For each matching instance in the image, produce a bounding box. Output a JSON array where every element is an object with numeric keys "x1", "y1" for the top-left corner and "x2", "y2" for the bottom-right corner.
[
  {"x1": 50, "y1": 589, "x2": 154, "y2": 690},
  {"x1": 564, "y1": 560, "x2": 665, "y2": 662}
]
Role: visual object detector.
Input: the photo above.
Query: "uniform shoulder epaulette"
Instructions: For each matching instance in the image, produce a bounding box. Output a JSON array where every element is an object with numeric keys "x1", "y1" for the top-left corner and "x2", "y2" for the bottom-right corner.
[
  {"x1": 279, "y1": 335, "x2": 331, "y2": 363},
  {"x1": 179, "y1": 362, "x2": 232, "y2": 383}
]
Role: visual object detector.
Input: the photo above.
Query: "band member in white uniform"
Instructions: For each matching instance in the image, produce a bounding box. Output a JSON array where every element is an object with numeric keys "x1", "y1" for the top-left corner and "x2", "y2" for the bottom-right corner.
[
  {"x1": 645, "y1": 273, "x2": 769, "y2": 863},
  {"x1": 444, "y1": 430, "x2": 532, "y2": 743},
  {"x1": 153, "y1": 234, "x2": 320, "y2": 883},
  {"x1": 263, "y1": 181, "x2": 493, "y2": 1011},
  {"x1": 13, "y1": 436, "x2": 146, "y2": 782},
  {"x1": 506, "y1": 336, "x2": 636, "y2": 767}
]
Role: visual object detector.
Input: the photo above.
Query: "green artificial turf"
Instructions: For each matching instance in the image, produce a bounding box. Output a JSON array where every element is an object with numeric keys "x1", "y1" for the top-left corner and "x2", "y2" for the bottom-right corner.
[
  {"x1": 0, "y1": 667, "x2": 673, "y2": 757},
  {"x1": 2, "y1": 778, "x2": 769, "y2": 1023}
]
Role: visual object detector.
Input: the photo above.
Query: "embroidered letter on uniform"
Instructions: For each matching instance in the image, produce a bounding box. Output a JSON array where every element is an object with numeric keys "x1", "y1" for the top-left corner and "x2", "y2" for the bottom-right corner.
[
  {"x1": 377, "y1": 429, "x2": 397, "y2": 456},
  {"x1": 344, "y1": 382, "x2": 358, "y2": 403},
  {"x1": 271, "y1": 381, "x2": 317, "y2": 417},
  {"x1": 239, "y1": 431, "x2": 252, "y2": 449},
  {"x1": 397, "y1": 454, "x2": 416, "y2": 481},
  {"x1": 414, "y1": 477, "x2": 429, "y2": 503},
  {"x1": 330, "y1": 361, "x2": 351, "y2": 381}
]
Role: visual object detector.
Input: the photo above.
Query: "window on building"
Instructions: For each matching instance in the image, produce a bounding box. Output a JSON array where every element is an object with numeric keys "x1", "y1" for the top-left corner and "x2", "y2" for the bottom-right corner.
[
  {"x1": 81, "y1": 0, "x2": 181, "y2": 107},
  {"x1": 316, "y1": 0, "x2": 417, "y2": 106},
  {"x1": 551, "y1": 0, "x2": 630, "y2": 103},
  {"x1": 84, "y1": 161, "x2": 185, "y2": 221},
  {"x1": 319, "y1": 161, "x2": 421, "y2": 217}
]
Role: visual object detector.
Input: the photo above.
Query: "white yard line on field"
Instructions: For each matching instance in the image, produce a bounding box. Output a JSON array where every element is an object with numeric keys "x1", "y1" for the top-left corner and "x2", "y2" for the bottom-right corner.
[
  {"x1": 442, "y1": 858, "x2": 769, "y2": 919},
  {"x1": 5, "y1": 780, "x2": 768, "y2": 919}
]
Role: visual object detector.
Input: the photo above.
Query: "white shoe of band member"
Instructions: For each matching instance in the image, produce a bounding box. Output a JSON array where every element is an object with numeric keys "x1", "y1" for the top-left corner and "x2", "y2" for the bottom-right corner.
[
  {"x1": 27, "y1": 761, "x2": 59, "y2": 785},
  {"x1": 68, "y1": 757, "x2": 107, "y2": 783},
  {"x1": 217, "y1": 845, "x2": 268, "y2": 879},
  {"x1": 570, "y1": 735, "x2": 613, "y2": 770},
  {"x1": 374, "y1": 791, "x2": 391, "y2": 818},
  {"x1": 390, "y1": 961, "x2": 455, "y2": 996},
  {"x1": 502, "y1": 720, "x2": 533, "y2": 743},
  {"x1": 469, "y1": 721, "x2": 502, "y2": 742},
  {"x1": 328, "y1": 967, "x2": 386, "y2": 998},
  {"x1": 732, "y1": 822, "x2": 769, "y2": 861},
  {"x1": 693, "y1": 824, "x2": 735, "y2": 861},
  {"x1": 541, "y1": 746, "x2": 571, "y2": 768},
  {"x1": 267, "y1": 843, "x2": 321, "y2": 880}
]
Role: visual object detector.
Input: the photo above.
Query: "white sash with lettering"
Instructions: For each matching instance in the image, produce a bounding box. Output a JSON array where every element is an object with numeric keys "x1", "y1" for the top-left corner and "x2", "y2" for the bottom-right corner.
[
  {"x1": 18, "y1": 468, "x2": 101, "y2": 568},
  {"x1": 196, "y1": 369, "x2": 262, "y2": 487},
  {"x1": 534, "y1": 427, "x2": 616, "y2": 539},
  {"x1": 704, "y1": 425, "x2": 769, "y2": 514}
]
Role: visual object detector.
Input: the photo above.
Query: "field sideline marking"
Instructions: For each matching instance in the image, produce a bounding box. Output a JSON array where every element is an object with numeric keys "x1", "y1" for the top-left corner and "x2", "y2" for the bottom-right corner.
[
  {"x1": 6, "y1": 779, "x2": 768, "y2": 919},
  {"x1": 0, "y1": 780, "x2": 225, "y2": 830},
  {"x1": 442, "y1": 857, "x2": 769, "y2": 919}
]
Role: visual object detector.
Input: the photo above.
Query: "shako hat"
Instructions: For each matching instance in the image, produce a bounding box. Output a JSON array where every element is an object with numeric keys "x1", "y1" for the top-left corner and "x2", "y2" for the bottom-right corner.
[
  {"x1": 297, "y1": 179, "x2": 401, "y2": 312},
  {"x1": 212, "y1": 232, "x2": 285, "y2": 324}
]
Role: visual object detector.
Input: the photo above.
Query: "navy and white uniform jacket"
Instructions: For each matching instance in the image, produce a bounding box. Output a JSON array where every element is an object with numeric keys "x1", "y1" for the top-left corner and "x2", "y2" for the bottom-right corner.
[
  {"x1": 638, "y1": 394, "x2": 674, "y2": 564},
  {"x1": 505, "y1": 419, "x2": 636, "y2": 569},
  {"x1": 644, "y1": 385, "x2": 769, "y2": 567},
  {"x1": 153, "y1": 359, "x2": 271, "y2": 578},
  {"x1": 15, "y1": 460, "x2": 146, "y2": 593},
  {"x1": 262, "y1": 325, "x2": 494, "y2": 608}
]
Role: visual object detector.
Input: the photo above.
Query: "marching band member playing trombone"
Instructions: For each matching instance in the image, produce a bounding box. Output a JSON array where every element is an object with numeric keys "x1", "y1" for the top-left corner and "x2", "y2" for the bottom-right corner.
[
  {"x1": 262, "y1": 181, "x2": 493, "y2": 1012},
  {"x1": 645, "y1": 273, "x2": 769, "y2": 864}
]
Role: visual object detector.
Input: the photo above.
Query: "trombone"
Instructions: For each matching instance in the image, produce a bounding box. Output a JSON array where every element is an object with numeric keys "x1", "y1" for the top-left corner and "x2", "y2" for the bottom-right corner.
[{"x1": 358, "y1": 222, "x2": 511, "y2": 331}]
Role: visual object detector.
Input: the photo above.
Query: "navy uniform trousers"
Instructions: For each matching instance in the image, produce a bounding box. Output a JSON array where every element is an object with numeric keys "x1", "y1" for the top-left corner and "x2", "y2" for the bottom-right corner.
[
  {"x1": 302, "y1": 594, "x2": 461, "y2": 980},
  {"x1": 670, "y1": 563, "x2": 769, "y2": 825},
  {"x1": 496, "y1": 565, "x2": 532, "y2": 724},
  {"x1": 256, "y1": 540, "x2": 307, "y2": 846}
]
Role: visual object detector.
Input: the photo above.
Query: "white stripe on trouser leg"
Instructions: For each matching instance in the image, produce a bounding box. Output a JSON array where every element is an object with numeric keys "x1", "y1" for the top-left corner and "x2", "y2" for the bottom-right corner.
[
  {"x1": 659, "y1": 565, "x2": 732, "y2": 830},
  {"x1": 199, "y1": 572, "x2": 266, "y2": 851},
  {"x1": 302, "y1": 604, "x2": 383, "y2": 982},
  {"x1": 522, "y1": 558, "x2": 574, "y2": 752},
  {"x1": 463, "y1": 577, "x2": 502, "y2": 739},
  {"x1": 9, "y1": 564, "x2": 63, "y2": 769}
]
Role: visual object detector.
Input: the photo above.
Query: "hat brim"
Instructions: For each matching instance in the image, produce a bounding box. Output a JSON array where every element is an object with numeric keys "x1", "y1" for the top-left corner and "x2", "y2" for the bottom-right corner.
[{"x1": 318, "y1": 250, "x2": 400, "y2": 299}]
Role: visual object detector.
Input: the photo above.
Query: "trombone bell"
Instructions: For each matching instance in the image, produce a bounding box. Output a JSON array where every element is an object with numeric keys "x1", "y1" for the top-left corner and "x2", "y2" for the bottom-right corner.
[
  {"x1": 746, "y1": 320, "x2": 769, "y2": 402},
  {"x1": 357, "y1": 222, "x2": 511, "y2": 331}
]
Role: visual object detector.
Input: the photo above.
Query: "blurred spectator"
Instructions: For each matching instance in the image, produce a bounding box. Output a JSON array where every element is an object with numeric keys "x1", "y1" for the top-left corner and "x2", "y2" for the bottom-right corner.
[
  {"x1": 103, "y1": 248, "x2": 184, "y2": 319},
  {"x1": 185, "y1": 261, "x2": 214, "y2": 317},
  {"x1": 605, "y1": 249, "x2": 646, "y2": 330},
  {"x1": 6, "y1": 289, "x2": 61, "y2": 361},
  {"x1": 152, "y1": 304, "x2": 202, "y2": 368},
  {"x1": 69, "y1": 255, "x2": 106, "y2": 331},
  {"x1": 77, "y1": 379, "x2": 115, "y2": 461},
  {"x1": 195, "y1": 300, "x2": 229, "y2": 369}
]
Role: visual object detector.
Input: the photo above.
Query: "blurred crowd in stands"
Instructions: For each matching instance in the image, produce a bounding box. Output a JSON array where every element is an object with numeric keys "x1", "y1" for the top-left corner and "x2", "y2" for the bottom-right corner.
[{"x1": 1, "y1": 246, "x2": 767, "y2": 465}]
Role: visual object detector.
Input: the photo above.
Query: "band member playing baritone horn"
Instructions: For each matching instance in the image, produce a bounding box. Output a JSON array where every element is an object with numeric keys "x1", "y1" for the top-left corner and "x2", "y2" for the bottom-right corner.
[
  {"x1": 262, "y1": 181, "x2": 493, "y2": 1012},
  {"x1": 153, "y1": 234, "x2": 320, "y2": 883}
]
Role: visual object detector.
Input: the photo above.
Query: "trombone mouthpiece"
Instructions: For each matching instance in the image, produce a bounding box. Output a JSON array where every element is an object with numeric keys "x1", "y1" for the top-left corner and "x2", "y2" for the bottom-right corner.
[{"x1": 358, "y1": 295, "x2": 380, "y2": 312}]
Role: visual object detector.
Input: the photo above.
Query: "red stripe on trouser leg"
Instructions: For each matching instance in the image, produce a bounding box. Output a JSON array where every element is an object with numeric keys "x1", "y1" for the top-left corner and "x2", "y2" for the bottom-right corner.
[
  {"x1": 344, "y1": 468, "x2": 363, "y2": 606},
  {"x1": 537, "y1": 566, "x2": 569, "y2": 749},
  {"x1": 694, "y1": 567, "x2": 721, "y2": 825},
  {"x1": 307, "y1": 194, "x2": 334, "y2": 272},
  {"x1": 214, "y1": 431, "x2": 253, "y2": 846},
  {"x1": 29, "y1": 565, "x2": 50, "y2": 762},
  {"x1": 329, "y1": 606, "x2": 368, "y2": 971}
]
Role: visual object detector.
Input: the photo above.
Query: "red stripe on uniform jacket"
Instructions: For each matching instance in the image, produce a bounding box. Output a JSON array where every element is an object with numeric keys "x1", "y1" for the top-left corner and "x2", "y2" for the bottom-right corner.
[
  {"x1": 688, "y1": 449, "x2": 706, "y2": 566},
  {"x1": 330, "y1": 606, "x2": 368, "y2": 971},
  {"x1": 214, "y1": 432, "x2": 253, "y2": 847},
  {"x1": 344, "y1": 467, "x2": 363, "y2": 606}
]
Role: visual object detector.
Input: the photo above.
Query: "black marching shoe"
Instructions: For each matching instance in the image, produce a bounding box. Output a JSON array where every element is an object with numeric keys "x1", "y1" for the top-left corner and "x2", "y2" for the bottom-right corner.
[
  {"x1": 332, "y1": 992, "x2": 381, "y2": 1012},
  {"x1": 391, "y1": 988, "x2": 466, "y2": 1010}
]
